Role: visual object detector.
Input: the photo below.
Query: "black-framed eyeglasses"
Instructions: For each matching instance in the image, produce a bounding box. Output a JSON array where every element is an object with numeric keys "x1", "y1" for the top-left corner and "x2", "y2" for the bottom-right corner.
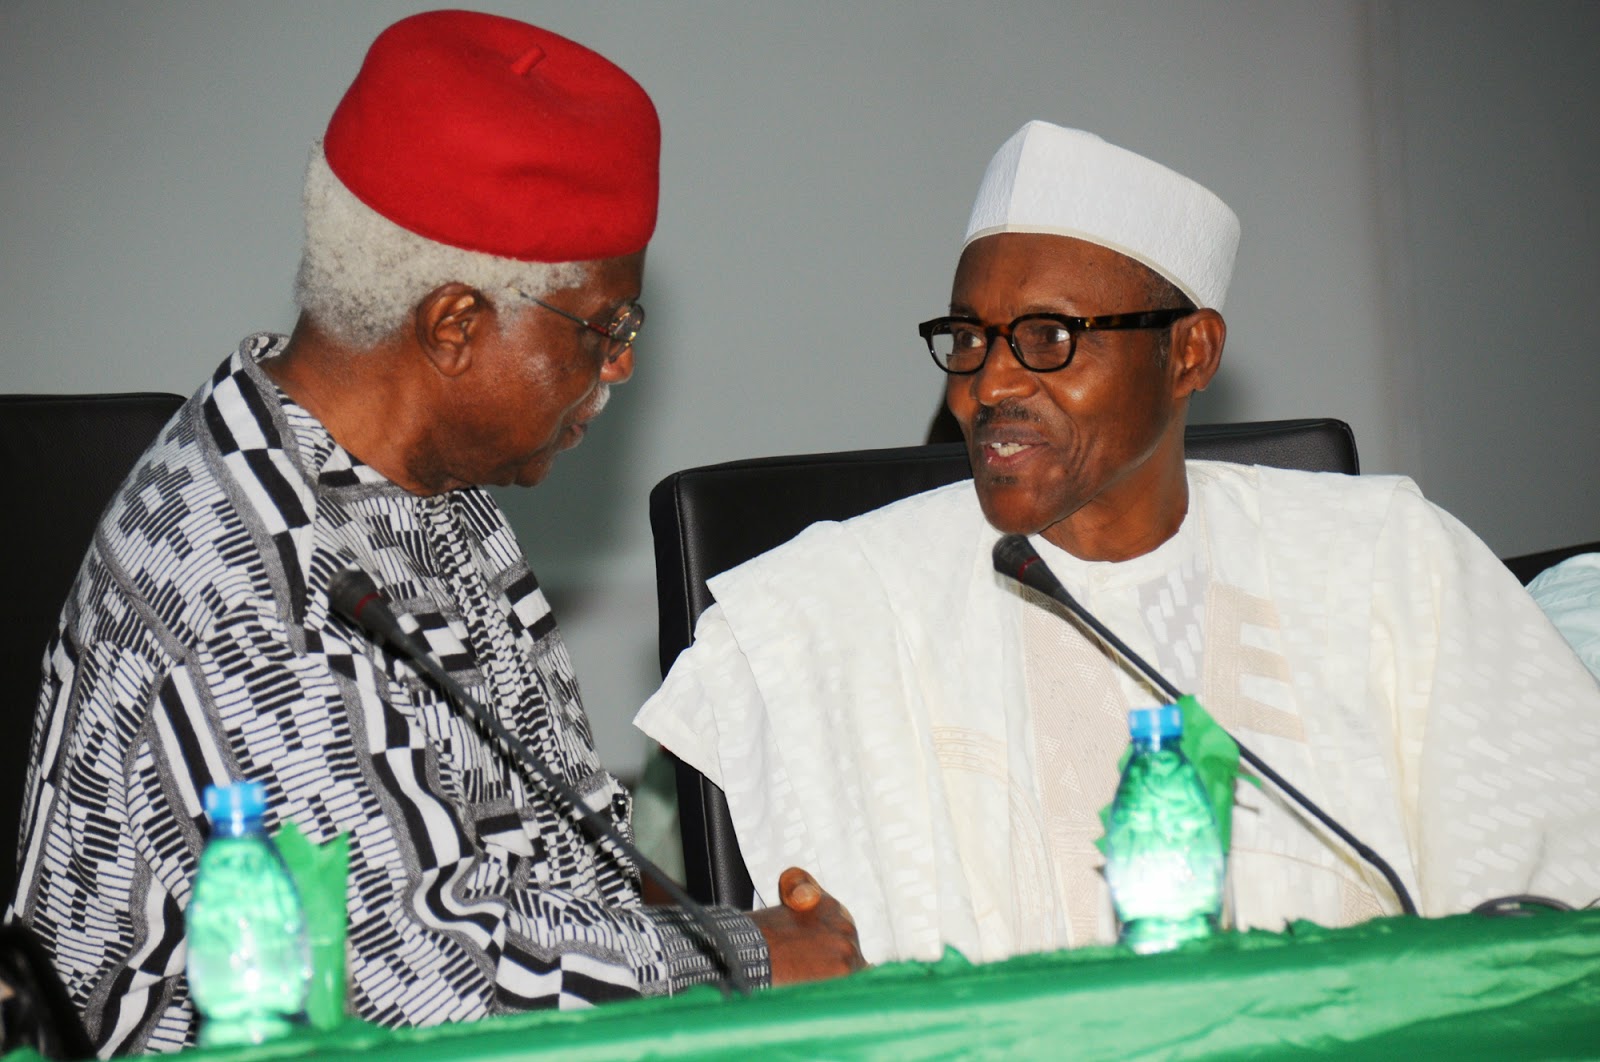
[
  {"x1": 918, "y1": 308, "x2": 1192, "y2": 374},
  {"x1": 518, "y1": 291, "x2": 645, "y2": 362}
]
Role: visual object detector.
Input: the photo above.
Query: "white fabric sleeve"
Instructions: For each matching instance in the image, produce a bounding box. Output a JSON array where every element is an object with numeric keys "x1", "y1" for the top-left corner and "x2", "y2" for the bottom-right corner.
[
  {"x1": 634, "y1": 604, "x2": 750, "y2": 791},
  {"x1": 1372, "y1": 484, "x2": 1600, "y2": 912}
]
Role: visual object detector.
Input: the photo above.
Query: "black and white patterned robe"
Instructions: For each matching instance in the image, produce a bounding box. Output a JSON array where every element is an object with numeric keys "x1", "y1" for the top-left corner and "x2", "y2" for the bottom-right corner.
[{"x1": 9, "y1": 334, "x2": 767, "y2": 1055}]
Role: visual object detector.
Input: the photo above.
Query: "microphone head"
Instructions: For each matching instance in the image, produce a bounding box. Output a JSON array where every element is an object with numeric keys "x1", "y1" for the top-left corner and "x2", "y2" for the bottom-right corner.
[
  {"x1": 992, "y1": 533, "x2": 1073, "y2": 605},
  {"x1": 992, "y1": 534, "x2": 1041, "y2": 580},
  {"x1": 327, "y1": 568, "x2": 383, "y2": 626}
]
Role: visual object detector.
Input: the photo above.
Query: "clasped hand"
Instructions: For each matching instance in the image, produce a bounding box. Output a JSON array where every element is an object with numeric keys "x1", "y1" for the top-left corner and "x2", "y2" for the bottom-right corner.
[{"x1": 751, "y1": 866, "x2": 868, "y2": 985}]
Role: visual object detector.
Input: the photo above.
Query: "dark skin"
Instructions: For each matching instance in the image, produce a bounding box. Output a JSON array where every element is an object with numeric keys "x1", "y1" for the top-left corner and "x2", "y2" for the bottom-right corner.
[
  {"x1": 264, "y1": 253, "x2": 647, "y2": 495},
  {"x1": 752, "y1": 867, "x2": 867, "y2": 985},
  {"x1": 945, "y1": 233, "x2": 1225, "y2": 561},
  {"x1": 267, "y1": 255, "x2": 865, "y2": 986}
]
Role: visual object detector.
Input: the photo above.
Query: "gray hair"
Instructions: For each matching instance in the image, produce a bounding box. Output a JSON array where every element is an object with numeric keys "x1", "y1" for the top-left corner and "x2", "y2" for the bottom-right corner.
[{"x1": 293, "y1": 143, "x2": 587, "y2": 348}]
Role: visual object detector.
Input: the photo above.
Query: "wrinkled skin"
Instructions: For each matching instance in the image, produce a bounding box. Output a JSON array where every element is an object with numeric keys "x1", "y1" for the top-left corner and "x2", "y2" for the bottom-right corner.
[
  {"x1": 751, "y1": 867, "x2": 868, "y2": 985},
  {"x1": 265, "y1": 252, "x2": 644, "y2": 495},
  {"x1": 944, "y1": 233, "x2": 1225, "y2": 561}
]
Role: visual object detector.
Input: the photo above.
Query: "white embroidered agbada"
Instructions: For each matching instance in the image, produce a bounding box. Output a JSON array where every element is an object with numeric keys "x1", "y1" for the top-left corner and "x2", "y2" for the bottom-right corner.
[{"x1": 635, "y1": 462, "x2": 1600, "y2": 965}]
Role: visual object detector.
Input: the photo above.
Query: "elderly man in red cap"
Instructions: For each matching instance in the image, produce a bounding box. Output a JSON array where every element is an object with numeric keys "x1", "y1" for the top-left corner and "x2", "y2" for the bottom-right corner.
[{"x1": 9, "y1": 11, "x2": 860, "y2": 1054}]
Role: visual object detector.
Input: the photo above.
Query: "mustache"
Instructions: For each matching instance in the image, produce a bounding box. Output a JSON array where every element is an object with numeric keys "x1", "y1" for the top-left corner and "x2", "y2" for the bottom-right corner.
[
  {"x1": 971, "y1": 401, "x2": 1038, "y2": 433},
  {"x1": 583, "y1": 384, "x2": 611, "y2": 419}
]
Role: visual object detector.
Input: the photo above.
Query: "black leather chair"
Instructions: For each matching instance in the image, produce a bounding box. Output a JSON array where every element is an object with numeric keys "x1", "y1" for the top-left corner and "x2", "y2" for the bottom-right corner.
[
  {"x1": 650, "y1": 418, "x2": 1360, "y2": 908},
  {"x1": 0, "y1": 393, "x2": 186, "y2": 906},
  {"x1": 1503, "y1": 540, "x2": 1600, "y2": 585},
  {"x1": 0, "y1": 922, "x2": 95, "y2": 1059}
]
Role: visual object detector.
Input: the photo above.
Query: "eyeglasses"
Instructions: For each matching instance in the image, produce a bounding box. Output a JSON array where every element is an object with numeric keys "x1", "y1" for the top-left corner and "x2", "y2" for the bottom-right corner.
[
  {"x1": 518, "y1": 291, "x2": 646, "y2": 362},
  {"x1": 918, "y1": 308, "x2": 1192, "y2": 374}
]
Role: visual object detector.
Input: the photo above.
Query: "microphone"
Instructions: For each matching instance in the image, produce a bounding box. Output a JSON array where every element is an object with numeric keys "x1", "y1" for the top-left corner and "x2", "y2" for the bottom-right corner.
[
  {"x1": 326, "y1": 569, "x2": 755, "y2": 996},
  {"x1": 991, "y1": 535, "x2": 1419, "y2": 917}
]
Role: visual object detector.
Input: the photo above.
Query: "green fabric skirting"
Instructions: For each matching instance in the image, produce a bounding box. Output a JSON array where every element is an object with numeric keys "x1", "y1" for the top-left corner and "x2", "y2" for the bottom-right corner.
[{"x1": 23, "y1": 909, "x2": 1600, "y2": 1061}]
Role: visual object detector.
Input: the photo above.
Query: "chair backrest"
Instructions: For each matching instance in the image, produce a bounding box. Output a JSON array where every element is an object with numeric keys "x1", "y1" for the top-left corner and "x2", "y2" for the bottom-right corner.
[
  {"x1": 650, "y1": 417, "x2": 1358, "y2": 908},
  {"x1": 0, "y1": 393, "x2": 186, "y2": 905},
  {"x1": 0, "y1": 922, "x2": 95, "y2": 1060},
  {"x1": 1502, "y1": 540, "x2": 1600, "y2": 585}
]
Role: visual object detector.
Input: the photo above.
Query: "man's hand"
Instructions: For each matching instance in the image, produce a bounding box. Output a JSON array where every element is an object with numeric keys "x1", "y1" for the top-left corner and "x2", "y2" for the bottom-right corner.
[{"x1": 750, "y1": 867, "x2": 867, "y2": 986}]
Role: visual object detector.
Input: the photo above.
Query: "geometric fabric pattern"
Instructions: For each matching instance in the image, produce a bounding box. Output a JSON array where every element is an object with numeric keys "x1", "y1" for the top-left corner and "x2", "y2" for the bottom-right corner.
[{"x1": 9, "y1": 336, "x2": 767, "y2": 1056}]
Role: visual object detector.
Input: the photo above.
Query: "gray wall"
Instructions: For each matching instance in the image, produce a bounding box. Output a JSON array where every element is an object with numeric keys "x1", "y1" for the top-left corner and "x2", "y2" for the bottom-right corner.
[{"x1": 4, "y1": 2, "x2": 1597, "y2": 779}]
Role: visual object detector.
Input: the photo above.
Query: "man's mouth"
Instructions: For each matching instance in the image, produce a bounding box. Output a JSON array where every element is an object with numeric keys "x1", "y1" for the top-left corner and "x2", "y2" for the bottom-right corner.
[
  {"x1": 974, "y1": 436, "x2": 1046, "y2": 473},
  {"x1": 987, "y1": 441, "x2": 1030, "y2": 457},
  {"x1": 562, "y1": 384, "x2": 612, "y2": 446},
  {"x1": 970, "y1": 403, "x2": 1046, "y2": 468}
]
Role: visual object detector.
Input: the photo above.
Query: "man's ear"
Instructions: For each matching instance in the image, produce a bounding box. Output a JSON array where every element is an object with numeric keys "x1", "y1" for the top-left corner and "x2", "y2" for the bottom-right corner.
[
  {"x1": 413, "y1": 283, "x2": 488, "y2": 378},
  {"x1": 1170, "y1": 308, "x2": 1225, "y2": 398}
]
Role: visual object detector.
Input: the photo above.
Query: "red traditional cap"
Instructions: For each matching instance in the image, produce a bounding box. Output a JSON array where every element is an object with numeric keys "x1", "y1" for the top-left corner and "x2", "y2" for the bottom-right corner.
[{"x1": 323, "y1": 10, "x2": 659, "y2": 263}]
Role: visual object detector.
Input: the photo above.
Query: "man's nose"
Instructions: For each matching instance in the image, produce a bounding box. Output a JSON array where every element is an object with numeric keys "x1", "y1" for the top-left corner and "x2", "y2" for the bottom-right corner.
[
  {"x1": 601, "y1": 343, "x2": 635, "y2": 385},
  {"x1": 971, "y1": 334, "x2": 1032, "y2": 405}
]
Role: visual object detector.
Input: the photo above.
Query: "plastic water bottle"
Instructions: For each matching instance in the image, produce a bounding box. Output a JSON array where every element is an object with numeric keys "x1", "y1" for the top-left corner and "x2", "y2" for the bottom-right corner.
[
  {"x1": 1103, "y1": 705, "x2": 1226, "y2": 954},
  {"x1": 186, "y1": 782, "x2": 312, "y2": 1046}
]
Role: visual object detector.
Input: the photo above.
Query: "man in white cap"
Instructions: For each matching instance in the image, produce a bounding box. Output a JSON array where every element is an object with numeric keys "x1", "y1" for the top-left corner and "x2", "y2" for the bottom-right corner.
[
  {"x1": 10, "y1": 11, "x2": 860, "y2": 1054},
  {"x1": 637, "y1": 121, "x2": 1600, "y2": 966}
]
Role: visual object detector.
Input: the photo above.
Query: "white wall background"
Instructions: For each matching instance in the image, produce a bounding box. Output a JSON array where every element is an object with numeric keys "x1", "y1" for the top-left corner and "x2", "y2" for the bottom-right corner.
[{"x1": 4, "y1": 1, "x2": 1597, "y2": 780}]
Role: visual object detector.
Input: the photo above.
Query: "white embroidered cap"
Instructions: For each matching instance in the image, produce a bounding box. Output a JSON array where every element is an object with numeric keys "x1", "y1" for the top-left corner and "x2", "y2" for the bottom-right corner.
[{"x1": 963, "y1": 121, "x2": 1241, "y2": 309}]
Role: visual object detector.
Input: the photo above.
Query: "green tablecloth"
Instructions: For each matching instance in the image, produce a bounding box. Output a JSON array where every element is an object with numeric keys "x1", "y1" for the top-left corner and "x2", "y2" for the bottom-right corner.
[{"x1": 34, "y1": 910, "x2": 1600, "y2": 1061}]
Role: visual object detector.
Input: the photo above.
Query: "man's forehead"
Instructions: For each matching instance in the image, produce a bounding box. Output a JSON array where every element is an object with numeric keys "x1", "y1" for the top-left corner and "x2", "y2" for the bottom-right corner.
[
  {"x1": 549, "y1": 250, "x2": 647, "y2": 307},
  {"x1": 951, "y1": 233, "x2": 1158, "y2": 305}
]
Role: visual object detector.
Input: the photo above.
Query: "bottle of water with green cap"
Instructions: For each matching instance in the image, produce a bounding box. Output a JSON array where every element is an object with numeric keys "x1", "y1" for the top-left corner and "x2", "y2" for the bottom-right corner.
[
  {"x1": 1103, "y1": 704, "x2": 1226, "y2": 954},
  {"x1": 186, "y1": 781, "x2": 312, "y2": 1046}
]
